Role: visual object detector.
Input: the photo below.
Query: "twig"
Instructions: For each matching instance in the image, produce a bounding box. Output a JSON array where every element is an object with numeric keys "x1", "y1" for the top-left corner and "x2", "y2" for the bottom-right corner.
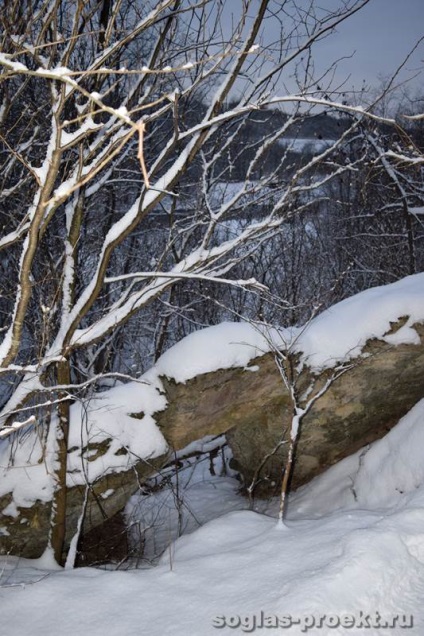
[{"x1": 137, "y1": 121, "x2": 150, "y2": 188}]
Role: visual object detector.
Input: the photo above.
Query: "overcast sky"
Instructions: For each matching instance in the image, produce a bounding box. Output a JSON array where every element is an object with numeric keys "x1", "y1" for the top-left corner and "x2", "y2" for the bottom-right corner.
[
  {"x1": 311, "y1": 0, "x2": 424, "y2": 93},
  {"x1": 220, "y1": 0, "x2": 424, "y2": 101}
]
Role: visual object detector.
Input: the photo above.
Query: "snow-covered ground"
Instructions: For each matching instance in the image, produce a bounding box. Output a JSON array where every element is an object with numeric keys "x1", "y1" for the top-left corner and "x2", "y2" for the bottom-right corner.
[{"x1": 3, "y1": 398, "x2": 424, "y2": 635}]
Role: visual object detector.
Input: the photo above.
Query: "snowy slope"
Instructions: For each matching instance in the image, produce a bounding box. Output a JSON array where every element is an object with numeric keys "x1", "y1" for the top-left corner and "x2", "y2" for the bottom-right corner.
[
  {"x1": 3, "y1": 396, "x2": 424, "y2": 634},
  {"x1": 2, "y1": 502, "x2": 422, "y2": 635}
]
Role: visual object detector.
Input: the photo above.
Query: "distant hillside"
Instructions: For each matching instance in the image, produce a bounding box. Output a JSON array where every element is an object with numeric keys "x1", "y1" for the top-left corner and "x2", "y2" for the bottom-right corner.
[{"x1": 292, "y1": 112, "x2": 350, "y2": 139}]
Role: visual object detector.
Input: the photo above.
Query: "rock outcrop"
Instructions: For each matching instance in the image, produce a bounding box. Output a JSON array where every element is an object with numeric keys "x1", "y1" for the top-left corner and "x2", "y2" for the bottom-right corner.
[
  {"x1": 157, "y1": 323, "x2": 424, "y2": 494},
  {"x1": 2, "y1": 311, "x2": 424, "y2": 560},
  {"x1": 0, "y1": 453, "x2": 168, "y2": 562}
]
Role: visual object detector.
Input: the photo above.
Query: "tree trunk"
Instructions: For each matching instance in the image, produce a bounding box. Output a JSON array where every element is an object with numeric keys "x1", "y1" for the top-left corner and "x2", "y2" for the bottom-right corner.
[{"x1": 49, "y1": 359, "x2": 71, "y2": 565}]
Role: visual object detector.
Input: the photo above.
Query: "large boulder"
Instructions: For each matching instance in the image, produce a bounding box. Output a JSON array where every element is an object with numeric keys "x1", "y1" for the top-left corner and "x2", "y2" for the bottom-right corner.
[
  {"x1": 154, "y1": 323, "x2": 424, "y2": 495},
  {"x1": 2, "y1": 274, "x2": 424, "y2": 559},
  {"x1": 226, "y1": 325, "x2": 424, "y2": 492}
]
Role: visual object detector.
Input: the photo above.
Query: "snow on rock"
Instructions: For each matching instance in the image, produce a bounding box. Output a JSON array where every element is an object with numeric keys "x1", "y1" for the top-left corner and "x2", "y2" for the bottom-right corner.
[
  {"x1": 152, "y1": 272, "x2": 424, "y2": 381},
  {"x1": 154, "y1": 321, "x2": 292, "y2": 383},
  {"x1": 294, "y1": 271, "x2": 424, "y2": 370},
  {"x1": 0, "y1": 371, "x2": 169, "y2": 508},
  {"x1": 66, "y1": 371, "x2": 168, "y2": 484},
  {"x1": 0, "y1": 425, "x2": 55, "y2": 511}
]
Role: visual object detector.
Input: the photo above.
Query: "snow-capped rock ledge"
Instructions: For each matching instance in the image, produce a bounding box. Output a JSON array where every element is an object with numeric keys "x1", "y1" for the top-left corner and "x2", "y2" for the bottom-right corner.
[{"x1": 1, "y1": 273, "x2": 424, "y2": 558}]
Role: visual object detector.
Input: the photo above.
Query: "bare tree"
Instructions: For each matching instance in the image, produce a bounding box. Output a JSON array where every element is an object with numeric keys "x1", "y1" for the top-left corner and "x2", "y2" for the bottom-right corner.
[{"x1": 2, "y1": 0, "x2": 419, "y2": 563}]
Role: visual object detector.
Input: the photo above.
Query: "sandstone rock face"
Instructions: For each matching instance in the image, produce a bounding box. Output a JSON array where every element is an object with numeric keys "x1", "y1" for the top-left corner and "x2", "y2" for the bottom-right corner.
[
  {"x1": 158, "y1": 324, "x2": 424, "y2": 494},
  {"x1": 228, "y1": 327, "x2": 424, "y2": 493},
  {"x1": 0, "y1": 454, "x2": 168, "y2": 560},
  {"x1": 1, "y1": 322, "x2": 424, "y2": 560},
  {"x1": 156, "y1": 354, "x2": 290, "y2": 450}
]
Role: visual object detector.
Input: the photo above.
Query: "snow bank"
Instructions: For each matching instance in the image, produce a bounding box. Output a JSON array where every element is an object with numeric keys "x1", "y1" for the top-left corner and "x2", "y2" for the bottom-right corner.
[
  {"x1": 4, "y1": 394, "x2": 424, "y2": 634},
  {"x1": 292, "y1": 397, "x2": 424, "y2": 516},
  {"x1": 294, "y1": 272, "x2": 424, "y2": 370},
  {"x1": 2, "y1": 484, "x2": 424, "y2": 635}
]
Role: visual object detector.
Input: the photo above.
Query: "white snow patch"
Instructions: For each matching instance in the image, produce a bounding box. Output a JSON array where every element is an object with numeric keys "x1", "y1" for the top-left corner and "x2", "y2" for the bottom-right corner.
[
  {"x1": 101, "y1": 489, "x2": 115, "y2": 500},
  {"x1": 294, "y1": 272, "x2": 424, "y2": 370},
  {"x1": 50, "y1": 66, "x2": 72, "y2": 76},
  {"x1": 67, "y1": 372, "x2": 168, "y2": 484},
  {"x1": 0, "y1": 428, "x2": 55, "y2": 509},
  {"x1": 2, "y1": 501, "x2": 19, "y2": 518},
  {"x1": 154, "y1": 321, "x2": 292, "y2": 383}
]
